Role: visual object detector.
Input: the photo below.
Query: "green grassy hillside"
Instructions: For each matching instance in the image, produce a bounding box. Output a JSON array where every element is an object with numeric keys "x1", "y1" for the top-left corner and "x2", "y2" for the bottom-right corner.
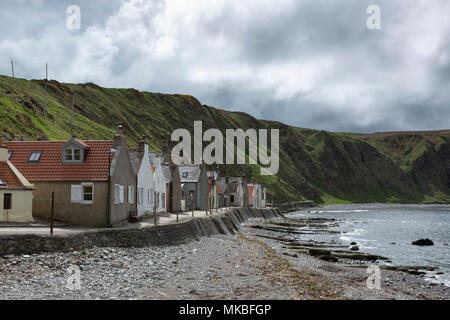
[{"x1": 1, "y1": 75, "x2": 449, "y2": 204}]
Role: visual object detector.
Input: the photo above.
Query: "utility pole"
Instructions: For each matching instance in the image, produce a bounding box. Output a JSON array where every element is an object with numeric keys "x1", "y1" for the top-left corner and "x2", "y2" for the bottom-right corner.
[
  {"x1": 50, "y1": 192, "x2": 55, "y2": 235},
  {"x1": 11, "y1": 60, "x2": 14, "y2": 78},
  {"x1": 154, "y1": 191, "x2": 157, "y2": 226},
  {"x1": 44, "y1": 63, "x2": 48, "y2": 118},
  {"x1": 71, "y1": 91, "x2": 75, "y2": 137}
]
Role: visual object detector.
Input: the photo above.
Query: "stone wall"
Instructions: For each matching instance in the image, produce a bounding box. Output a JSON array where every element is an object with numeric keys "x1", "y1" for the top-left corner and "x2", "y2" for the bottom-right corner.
[{"x1": 0, "y1": 207, "x2": 281, "y2": 256}]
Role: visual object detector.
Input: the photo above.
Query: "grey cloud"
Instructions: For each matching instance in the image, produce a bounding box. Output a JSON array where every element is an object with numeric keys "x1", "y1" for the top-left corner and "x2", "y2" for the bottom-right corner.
[{"x1": 0, "y1": 0, "x2": 449, "y2": 133}]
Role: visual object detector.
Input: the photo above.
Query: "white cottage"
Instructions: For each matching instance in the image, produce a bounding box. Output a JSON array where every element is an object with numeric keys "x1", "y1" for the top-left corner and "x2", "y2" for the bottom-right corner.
[
  {"x1": 149, "y1": 153, "x2": 166, "y2": 213},
  {"x1": 129, "y1": 139, "x2": 154, "y2": 217}
]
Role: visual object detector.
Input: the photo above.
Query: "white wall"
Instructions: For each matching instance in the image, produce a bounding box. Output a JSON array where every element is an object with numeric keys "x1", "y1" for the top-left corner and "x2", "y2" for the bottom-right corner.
[
  {"x1": 0, "y1": 190, "x2": 34, "y2": 222},
  {"x1": 137, "y1": 144, "x2": 154, "y2": 217},
  {"x1": 153, "y1": 158, "x2": 166, "y2": 213}
]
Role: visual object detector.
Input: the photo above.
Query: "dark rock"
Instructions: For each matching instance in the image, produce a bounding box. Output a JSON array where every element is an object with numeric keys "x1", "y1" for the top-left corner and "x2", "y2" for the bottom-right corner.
[
  {"x1": 412, "y1": 239, "x2": 434, "y2": 246},
  {"x1": 317, "y1": 254, "x2": 339, "y2": 262},
  {"x1": 350, "y1": 242, "x2": 357, "y2": 245},
  {"x1": 308, "y1": 248, "x2": 330, "y2": 256},
  {"x1": 349, "y1": 245, "x2": 359, "y2": 251}
]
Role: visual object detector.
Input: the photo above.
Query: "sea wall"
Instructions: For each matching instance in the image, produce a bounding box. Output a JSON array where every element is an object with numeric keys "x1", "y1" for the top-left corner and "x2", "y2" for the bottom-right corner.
[{"x1": 0, "y1": 207, "x2": 281, "y2": 256}]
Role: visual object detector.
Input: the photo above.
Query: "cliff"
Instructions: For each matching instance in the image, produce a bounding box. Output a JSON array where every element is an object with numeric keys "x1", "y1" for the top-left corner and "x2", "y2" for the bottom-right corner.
[{"x1": 0, "y1": 75, "x2": 449, "y2": 203}]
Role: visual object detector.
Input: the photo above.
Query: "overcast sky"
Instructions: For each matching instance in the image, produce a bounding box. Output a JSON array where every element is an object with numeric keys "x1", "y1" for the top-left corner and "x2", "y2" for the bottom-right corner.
[{"x1": 1, "y1": 0, "x2": 449, "y2": 133}]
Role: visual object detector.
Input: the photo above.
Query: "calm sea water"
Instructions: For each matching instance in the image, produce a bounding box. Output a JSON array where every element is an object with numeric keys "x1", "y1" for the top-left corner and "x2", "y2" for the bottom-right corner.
[{"x1": 287, "y1": 204, "x2": 450, "y2": 287}]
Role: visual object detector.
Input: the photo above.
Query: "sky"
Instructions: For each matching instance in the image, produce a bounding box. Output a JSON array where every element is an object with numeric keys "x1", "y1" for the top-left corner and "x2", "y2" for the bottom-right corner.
[{"x1": 0, "y1": 0, "x2": 449, "y2": 133}]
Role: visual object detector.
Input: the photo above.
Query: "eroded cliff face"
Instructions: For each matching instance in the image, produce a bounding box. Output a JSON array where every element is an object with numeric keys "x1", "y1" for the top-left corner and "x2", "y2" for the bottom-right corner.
[
  {"x1": 410, "y1": 140, "x2": 450, "y2": 199},
  {"x1": 0, "y1": 75, "x2": 449, "y2": 203}
]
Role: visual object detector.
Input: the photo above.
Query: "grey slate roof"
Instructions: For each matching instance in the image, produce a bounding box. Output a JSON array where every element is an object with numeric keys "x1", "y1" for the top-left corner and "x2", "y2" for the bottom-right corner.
[
  {"x1": 128, "y1": 149, "x2": 141, "y2": 174},
  {"x1": 178, "y1": 165, "x2": 201, "y2": 183},
  {"x1": 148, "y1": 151, "x2": 163, "y2": 165}
]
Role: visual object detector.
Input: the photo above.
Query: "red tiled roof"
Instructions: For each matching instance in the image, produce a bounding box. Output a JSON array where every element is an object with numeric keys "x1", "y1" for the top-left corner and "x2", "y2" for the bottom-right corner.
[
  {"x1": 5, "y1": 141, "x2": 113, "y2": 182},
  {"x1": 0, "y1": 162, "x2": 25, "y2": 190}
]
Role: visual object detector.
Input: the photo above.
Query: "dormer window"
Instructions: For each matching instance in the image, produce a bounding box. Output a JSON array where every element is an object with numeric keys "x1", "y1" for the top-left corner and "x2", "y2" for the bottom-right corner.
[
  {"x1": 0, "y1": 178, "x2": 5, "y2": 186},
  {"x1": 182, "y1": 172, "x2": 188, "y2": 178},
  {"x1": 61, "y1": 138, "x2": 89, "y2": 164},
  {"x1": 8, "y1": 151, "x2": 13, "y2": 160},
  {"x1": 64, "y1": 148, "x2": 82, "y2": 162},
  {"x1": 28, "y1": 151, "x2": 43, "y2": 163}
]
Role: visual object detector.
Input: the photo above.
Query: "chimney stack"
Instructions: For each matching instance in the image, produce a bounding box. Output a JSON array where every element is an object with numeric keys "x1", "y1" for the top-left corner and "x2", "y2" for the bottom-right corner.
[
  {"x1": 162, "y1": 140, "x2": 170, "y2": 165},
  {"x1": 138, "y1": 135, "x2": 146, "y2": 157},
  {"x1": 0, "y1": 135, "x2": 8, "y2": 162},
  {"x1": 117, "y1": 125, "x2": 124, "y2": 136},
  {"x1": 113, "y1": 125, "x2": 125, "y2": 149}
]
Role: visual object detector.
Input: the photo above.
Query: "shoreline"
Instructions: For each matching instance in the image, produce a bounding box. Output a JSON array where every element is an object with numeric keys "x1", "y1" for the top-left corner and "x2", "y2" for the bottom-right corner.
[{"x1": 0, "y1": 206, "x2": 448, "y2": 299}]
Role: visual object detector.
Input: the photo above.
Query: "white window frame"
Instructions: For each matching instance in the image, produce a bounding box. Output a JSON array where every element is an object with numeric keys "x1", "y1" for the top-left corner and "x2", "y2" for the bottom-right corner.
[
  {"x1": 71, "y1": 185, "x2": 82, "y2": 203},
  {"x1": 64, "y1": 148, "x2": 82, "y2": 162},
  {"x1": 138, "y1": 187, "x2": 144, "y2": 204},
  {"x1": 119, "y1": 185, "x2": 124, "y2": 204},
  {"x1": 81, "y1": 183, "x2": 94, "y2": 205},
  {"x1": 114, "y1": 184, "x2": 120, "y2": 204},
  {"x1": 128, "y1": 185, "x2": 134, "y2": 204}
]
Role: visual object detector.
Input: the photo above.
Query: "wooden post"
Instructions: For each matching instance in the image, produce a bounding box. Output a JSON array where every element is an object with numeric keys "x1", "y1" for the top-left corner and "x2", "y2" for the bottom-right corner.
[
  {"x1": 154, "y1": 191, "x2": 157, "y2": 226},
  {"x1": 210, "y1": 195, "x2": 213, "y2": 215},
  {"x1": 50, "y1": 192, "x2": 55, "y2": 235}
]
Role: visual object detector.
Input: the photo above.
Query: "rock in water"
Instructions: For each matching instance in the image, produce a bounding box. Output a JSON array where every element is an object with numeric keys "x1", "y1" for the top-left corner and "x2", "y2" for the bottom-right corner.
[
  {"x1": 412, "y1": 239, "x2": 434, "y2": 246},
  {"x1": 349, "y1": 245, "x2": 359, "y2": 251},
  {"x1": 350, "y1": 242, "x2": 357, "y2": 245}
]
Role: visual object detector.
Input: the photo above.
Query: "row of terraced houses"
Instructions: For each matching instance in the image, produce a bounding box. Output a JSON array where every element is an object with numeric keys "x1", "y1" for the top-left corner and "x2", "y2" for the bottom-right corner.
[{"x1": 0, "y1": 126, "x2": 266, "y2": 227}]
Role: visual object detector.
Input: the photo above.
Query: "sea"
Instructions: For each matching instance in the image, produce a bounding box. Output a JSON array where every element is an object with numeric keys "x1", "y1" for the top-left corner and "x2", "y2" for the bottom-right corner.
[{"x1": 287, "y1": 203, "x2": 450, "y2": 287}]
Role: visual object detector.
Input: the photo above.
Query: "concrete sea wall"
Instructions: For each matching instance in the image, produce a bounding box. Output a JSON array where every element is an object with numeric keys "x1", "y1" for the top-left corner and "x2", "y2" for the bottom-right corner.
[{"x1": 0, "y1": 208, "x2": 281, "y2": 256}]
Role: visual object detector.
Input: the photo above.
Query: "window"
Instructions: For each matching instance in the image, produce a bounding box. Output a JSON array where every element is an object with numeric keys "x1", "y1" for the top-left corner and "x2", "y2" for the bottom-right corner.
[
  {"x1": 3, "y1": 193, "x2": 12, "y2": 210},
  {"x1": 119, "y1": 185, "x2": 124, "y2": 203},
  {"x1": 231, "y1": 195, "x2": 235, "y2": 202},
  {"x1": 64, "y1": 148, "x2": 82, "y2": 162},
  {"x1": 71, "y1": 185, "x2": 82, "y2": 203},
  {"x1": 114, "y1": 184, "x2": 125, "y2": 204},
  {"x1": 70, "y1": 184, "x2": 93, "y2": 204},
  {"x1": 114, "y1": 184, "x2": 120, "y2": 204},
  {"x1": 7, "y1": 151, "x2": 13, "y2": 160},
  {"x1": 182, "y1": 172, "x2": 188, "y2": 178},
  {"x1": 162, "y1": 193, "x2": 166, "y2": 209},
  {"x1": 82, "y1": 183, "x2": 94, "y2": 204},
  {"x1": 28, "y1": 151, "x2": 42, "y2": 163},
  {"x1": 0, "y1": 179, "x2": 5, "y2": 186},
  {"x1": 128, "y1": 185, "x2": 134, "y2": 204},
  {"x1": 138, "y1": 187, "x2": 144, "y2": 204}
]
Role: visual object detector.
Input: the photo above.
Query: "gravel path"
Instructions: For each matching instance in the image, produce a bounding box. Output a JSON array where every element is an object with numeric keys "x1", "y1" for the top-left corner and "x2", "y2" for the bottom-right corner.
[{"x1": 0, "y1": 230, "x2": 448, "y2": 300}]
